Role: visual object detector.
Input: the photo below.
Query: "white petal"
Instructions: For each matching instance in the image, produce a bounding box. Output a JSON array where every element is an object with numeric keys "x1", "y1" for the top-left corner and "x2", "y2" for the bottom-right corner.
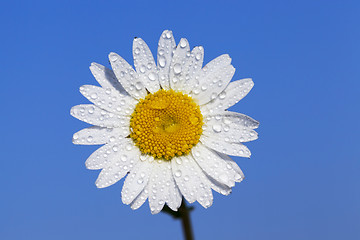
[
  {"x1": 169, "y1": 38, "x2": 190, "y2": 90},
  {"x1": 89, "y1": 62, "x2": 127, "y2": 95},
  {"x1": 95, "y1": 141, "x2": 141, "y2": 188},
  {"x1": 172, "y1": 155, "x2": 213, "y2": 208},
  {"x1": 202, "y1": 114, "x2": 259, "y2": 143},
  {"x1": 157, "y1": 30, "x2": 176, "y2": 90},
  {"x1": 200, "y1": 134, "x2": 251, "y2": 157},
  {"x1": 109, "y1": 52, "x2": 147, "y2": 100},
  {"x1": 207, "y1": 111, "x2": 259, "y2": 129},
  {"x1": 191, "y1": 143, "x2": 241, "y2": 187},
  {"x1": 73, "y1": 126, "x2": 129, "y2": 145},
  {"x1": 217, "y1": 152, "x2": 244, "y2": 183},
  {"x1": 130, "y1": 185, "x2": 149, "y2": 210},
  {"x1": 201, "y1": 78, "x2": 254, "y2": 114},
  {"x1": 148, "y1": 160, "x2": 169, "y2": 214},
  {"x1": 133, "y1": 38, "x2": 160, "y2": 93},
  {"x1": 190, "y1": 54, "x2": 232, "y2": 104},
  {"x1": 174, "y1": 46, "x2": 204, "y2": 94},
  {"x1": 122, "y1": 156, "x2": 154, "y2": 205},
  {"x1": 167, "y1": 173, "x2": 182, "y2": 211},
  {"x1": 79, "y1": 85, "x2": 137, "y2": 115},
  {"x1": 84, "y1": 138, "x2": 138, "y2": 170},
  {"x1": 206, "y1": 176, "x2": 232, "y2": 196},
  {"x1": 193, "y1": 65, "x2": 235, "y2": 105},
  {"x1": 70, "y1": 104, "x2": 130, "y2": 128}
]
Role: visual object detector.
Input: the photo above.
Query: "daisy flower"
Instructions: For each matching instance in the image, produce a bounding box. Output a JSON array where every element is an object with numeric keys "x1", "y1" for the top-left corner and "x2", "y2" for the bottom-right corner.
[{"x1": 71, "y1": 30, "x2": 259, "y2": 214}]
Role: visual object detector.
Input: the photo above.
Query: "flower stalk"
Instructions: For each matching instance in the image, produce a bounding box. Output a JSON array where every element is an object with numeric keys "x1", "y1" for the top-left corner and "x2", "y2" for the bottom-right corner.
[{"x1": 162, "y1": 199, "x2": 194, "y2": 240}]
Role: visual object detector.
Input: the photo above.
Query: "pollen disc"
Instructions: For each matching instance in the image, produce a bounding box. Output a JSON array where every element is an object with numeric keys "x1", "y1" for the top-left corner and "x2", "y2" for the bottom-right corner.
[{"x1": 130, "y1": 89, "x2": 203, "y2": 160}]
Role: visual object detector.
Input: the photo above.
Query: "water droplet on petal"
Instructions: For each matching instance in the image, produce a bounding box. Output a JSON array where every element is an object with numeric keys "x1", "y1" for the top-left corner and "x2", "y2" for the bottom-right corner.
[
  {"x1": 158, "y1": 56, "x2": 166, "y2": 67},
  {"x1": 109, "y1": 54, "x2": 118, "y2": 61},
  {"x1": 139, "y1": 65, "x2": 146, "y2": 73},
  {"x1": 175, "y1": 170, "x2": 182, "y2": 177},
  {"x1": 148, "y1": 72, "x2": 157, "y2": 81},
  {"x1": 173, "y1": 63, "x2": 182, "y2": 74},
  {"x1": 180, "y1": 39, "x2": 187, "y2": 48},
  {"x1": 135, "y1": 82, "x2": 143, "y2": 90},
  {"x1": 212, "y1": 124, "x2": 222, "y2": 133},
  {"x1": 219, "y1": 92, "x2": 226, "y2": 99},
  {"x1": 134, "y1": 47, "x2": 140, "y2": 55}
]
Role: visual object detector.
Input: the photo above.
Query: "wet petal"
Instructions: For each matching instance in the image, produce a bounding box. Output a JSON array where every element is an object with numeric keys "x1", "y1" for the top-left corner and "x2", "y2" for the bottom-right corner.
[
  {"x1": 85, "y1": 139, "x2": 138, "y2": 170},
  {"x1": 109, "y1": 52, "x2": 147, "y2": 99},
  {"x1": 122, "y1": 156, "x2": 154, "y2": 205},
  {"x1": 171, "y1": 46, "x2": 204, "y2": 93},
  {"x1": 192, "y1": 143, "x2": 241, "y2": 187},
  {"x1": 89, "y1": 62, "x2": 127, "y2": 95},
  {"x1": 200, "y1": 134, "x2": 251, "y2": 157},
  {"x1": 190, "y1": 54, "x2": 232, "y2": 104},
  {"x1": 133, "y1": 38, "x2": 160, "y2": 93},
  {"x1": 192, "y1": 65, "x2": 235, "y2": 105},
  {"x1": 95, "y1": 141, "x2": 141, "y2": 188},
  {"x1": 172, "y1": 155, "x2": 213, "y2": 208},
  {"x1": 73, "y1": 126, "x2": 129, "y2": 145},
  {"x1": 79, "y1": 85, "x2": 137, "y2": 115},
  {"x1": 148, "y1": 160, "x2": 169, "y2": 214},
  {"x1": 130, "y1": 185, "x2": 149, "y2": 210},
  {"x1": 157, "y1": 30, "x2": 176, "y2": 90},
  {"x1": 201, "y1": 78, "x2": 254, "y2": 114},
  {"x1": 169, "y1": 38, "x2": 190, "y2": 90},
  {"x1": 70, "y1": 104, "x2": 130, "y2": 128}
]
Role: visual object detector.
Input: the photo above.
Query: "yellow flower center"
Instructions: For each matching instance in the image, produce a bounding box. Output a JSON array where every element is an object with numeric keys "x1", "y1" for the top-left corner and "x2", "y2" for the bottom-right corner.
[{"x1": 130, "y1": 89, "x2": 203, "y2": 160}]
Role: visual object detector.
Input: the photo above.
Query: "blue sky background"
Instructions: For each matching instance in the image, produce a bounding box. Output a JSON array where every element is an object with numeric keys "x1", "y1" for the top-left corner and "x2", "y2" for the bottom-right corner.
[{"x1": 1, "y1": 0, "x2": 359, "y2": 239}]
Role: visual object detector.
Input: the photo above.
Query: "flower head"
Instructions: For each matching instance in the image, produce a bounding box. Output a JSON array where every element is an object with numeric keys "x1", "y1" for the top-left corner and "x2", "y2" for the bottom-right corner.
[{"x1": 71, "y1": 30, "x2": 259, "y2": 214}]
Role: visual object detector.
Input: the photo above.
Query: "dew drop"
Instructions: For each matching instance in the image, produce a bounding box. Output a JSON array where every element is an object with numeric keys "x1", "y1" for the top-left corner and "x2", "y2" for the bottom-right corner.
[
  {"x1": 90, "y1": 93, "x2": 98, "y2": 99},
  {"x1": 134, "y1": 47, "x2": 140, "y2": 55},
  {"x1": 148, "y1": 72, "x2": 157, "y2": 81},
  {"x1": 121, "y1": 155, "x2": 128, "y2": 162},
  {"x1": 126, "y1": 144, "x2": 133, "y2": 151},
  {"x1": 135, "y1": 82, "x2": 143, "y2": 90},
  {"x1": 210, "y1": 93, "x2": 217, "y2": 100},
  {"x1": 158, "y1": 56, "x2": 166, "y2": 67},
  {"x1": 176, "y1": 158, "x2": 182, "y2": 165},
  {"x1": 109, "y1": 54, "x2": 118, "y2": 61},
  {"x1": 219, "y1": 92, "x2": 226, "y2": 99},
  {"x1": 173, "y1": 63, "x2": 182, "y2": 74},
  {"x1": 195, "y1": 53, "x2": 202, "y2": 60},
  {"x1": 212, "y1": 124, "x2": 222, "y2": 133},
  {"x1": 87, "y1": 136, "x2": 93, "y2": 142},
  {"x1": 174, "y1": 170, "x2": 182, "y2": 178},
  {"x1": 180, "y1": 39, "x2": 187, "y2": 48},
  {"x1": 139, "y1": 65, "x2": 146, "y2": 73}
]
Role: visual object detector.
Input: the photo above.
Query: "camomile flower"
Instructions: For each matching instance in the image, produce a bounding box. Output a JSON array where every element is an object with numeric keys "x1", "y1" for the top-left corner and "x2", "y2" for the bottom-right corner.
[{"x1": 71, "y1": 30, "x2": 259, "y2": 214}]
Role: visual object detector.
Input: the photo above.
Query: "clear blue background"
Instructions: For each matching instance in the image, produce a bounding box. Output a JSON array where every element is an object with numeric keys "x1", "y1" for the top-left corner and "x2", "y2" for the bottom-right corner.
[{"x1": 1, "y1": 0, "x2": 359, "y2": 239}]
